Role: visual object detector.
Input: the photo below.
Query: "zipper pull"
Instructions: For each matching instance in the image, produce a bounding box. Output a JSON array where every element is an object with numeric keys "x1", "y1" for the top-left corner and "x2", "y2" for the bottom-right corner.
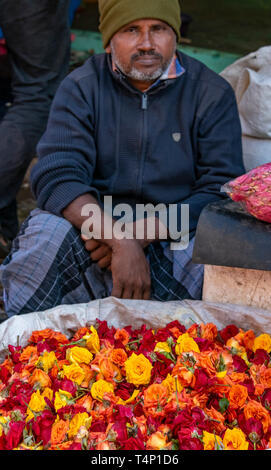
[{"x1": 141, "y1": 93, "x2": 148, "y2": 110}]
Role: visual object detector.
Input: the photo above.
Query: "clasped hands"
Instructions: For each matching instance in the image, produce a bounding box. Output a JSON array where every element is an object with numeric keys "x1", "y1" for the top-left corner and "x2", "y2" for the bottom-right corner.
[{"x1": 81, "y1": 232, "x2": 152, "y2": 301}]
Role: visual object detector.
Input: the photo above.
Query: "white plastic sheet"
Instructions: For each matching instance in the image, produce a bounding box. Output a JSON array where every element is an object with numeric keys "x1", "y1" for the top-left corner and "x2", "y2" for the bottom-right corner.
[{"x1": 0, "y1": 297, "x2": 270, "y2": 361}]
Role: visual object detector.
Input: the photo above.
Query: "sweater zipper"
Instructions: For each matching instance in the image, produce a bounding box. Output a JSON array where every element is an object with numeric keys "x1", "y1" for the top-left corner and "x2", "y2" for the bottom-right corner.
[{"x1": 135, "y1": 93, "x2": 148, "y2": 199}]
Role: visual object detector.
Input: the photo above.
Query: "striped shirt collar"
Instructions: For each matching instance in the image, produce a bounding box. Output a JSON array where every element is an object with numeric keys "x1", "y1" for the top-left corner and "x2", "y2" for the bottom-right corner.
[{"x1": 111, "y1": 52, "x2": 185, "y2": 92}]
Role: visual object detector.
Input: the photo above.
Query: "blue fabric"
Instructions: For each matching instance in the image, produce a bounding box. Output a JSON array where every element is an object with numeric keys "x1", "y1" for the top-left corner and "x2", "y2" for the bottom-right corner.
[
  {"x1": 31, "y1": 51, "x2": 245, "y2": 240},
  {"x1": 0, "y1": 209, "x2": 204, "y2": 316}
]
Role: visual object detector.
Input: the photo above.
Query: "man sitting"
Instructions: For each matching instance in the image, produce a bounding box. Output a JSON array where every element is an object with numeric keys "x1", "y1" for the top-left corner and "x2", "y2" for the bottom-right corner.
[{"x1": 0, "y1": 0, "x2": 245, "y2": 316}]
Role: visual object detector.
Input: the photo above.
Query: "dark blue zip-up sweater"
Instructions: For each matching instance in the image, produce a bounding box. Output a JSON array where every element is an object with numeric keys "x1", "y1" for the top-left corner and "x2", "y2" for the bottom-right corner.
[{"x1": 31, "y1": 51, "x2": 245, "y2": 238}]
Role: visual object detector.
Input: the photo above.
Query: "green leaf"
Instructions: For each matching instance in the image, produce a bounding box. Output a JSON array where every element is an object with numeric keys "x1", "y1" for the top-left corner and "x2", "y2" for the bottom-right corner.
[{"x1": 219, "y1": 397, "x2": 229, "y2": 414}]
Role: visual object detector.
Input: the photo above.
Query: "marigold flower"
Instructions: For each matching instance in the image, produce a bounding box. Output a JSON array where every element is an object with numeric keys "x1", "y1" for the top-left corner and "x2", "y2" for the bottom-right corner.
[
  {"x1": 253, "y1": 334, "x2": 271, "y2": 354},
  {"x1": 228, "y1": 384, "x2": 248, "y2": 409},
  {"x1": 202, "y1": 431, "x2": 223, "y2": 450},
  {"x1": 222, "y1": 428, "x2": 249, "y2": 450},
  {"x1": 62, "y1": 363, "x2": 85, "y2": 386},
  {"x1": 68, "y1": 412, "x2": 92, "y2": 439},
  {"x1": 124, "y1": 353, "x2": 153, "y2": 387},
  {"x1": 51, "y1": 419, "x2": 69, "y2": 446},
  {"x1": 244, "y1": 400, "x2": 271, "y2": 433},
  {"x1": 175, "y1": 333, "x2": 200, "y2": 355},
  {"x1": 91, "y1": 379, "x2": 115, "y2": 401}
]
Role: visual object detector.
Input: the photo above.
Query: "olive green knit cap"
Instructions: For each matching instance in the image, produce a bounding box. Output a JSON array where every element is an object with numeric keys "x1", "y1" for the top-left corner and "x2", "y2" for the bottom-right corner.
[{"x1": 98, "y1": 0, "x2": 181, "y2": 48}]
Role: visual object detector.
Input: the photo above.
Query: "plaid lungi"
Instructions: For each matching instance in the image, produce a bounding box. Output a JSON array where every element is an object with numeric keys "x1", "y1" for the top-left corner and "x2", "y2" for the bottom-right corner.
[{"x1": 0, "y1": 209, "x2": 204, "y2": 317}]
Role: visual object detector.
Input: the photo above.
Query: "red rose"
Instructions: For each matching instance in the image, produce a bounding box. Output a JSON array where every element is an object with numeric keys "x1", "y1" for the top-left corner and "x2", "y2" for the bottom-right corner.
[
  {"x1": 5, "y1": 421, "x2": 25, "y2": 450},
  {"x1": 219, "y1": 324, "x2": 239, "y2": 343},
  {"x1": 0, "y1": 366, "x2": 11, "y2": 384},
  {"x1": 233, "y1": 355, "x2": 248, "y2": 372},
  {"x1": 115, "y1": 382, "x2": 135, "y2": 401},
  {"x1": 251, "y1": 349, "x2": 270, "y2": 365},
  {"x1": 121, "y1": 437, "x2": 145, "y2": 450},
  {"x1": 194, "y1": 368, "x2": 214, "y2": 391},
  {"x1": 69, "y1": 442, "x2": 82, "y2": 450},
  {"x1": 111, "y1": 421, "x2": 128, "y2": 442},
  {"x1": 89, "y1": 420, "x2": 107, "y2": 432},
  {"x1": 52, "y1": 377, "x2": 77, "y2": 396},
  {"x1": 178, "y1": 434, "x2": 203, "y2": 450},
  {"x1": 194, "y1": 337, "x2": 213, "y2": 352},
  {"x1": 261, "y1": 388, "x2": 271, "y2": 409},
  {"x1": 31, "y1": 410, "x2": 55, "y2": 447}
]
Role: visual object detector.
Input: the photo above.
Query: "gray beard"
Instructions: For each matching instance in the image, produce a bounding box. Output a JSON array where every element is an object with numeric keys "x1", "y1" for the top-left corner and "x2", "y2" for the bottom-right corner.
[{"x1": 111, "y1": 44, "x2": 174, "y2": 82}]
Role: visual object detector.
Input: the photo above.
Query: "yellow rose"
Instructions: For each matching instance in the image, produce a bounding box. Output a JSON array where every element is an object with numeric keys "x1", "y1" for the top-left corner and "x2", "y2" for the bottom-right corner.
[
  {"x1": 154, "y1": 342, "x2": 171, "y2": 354},
  {"x1": 253, "y1": 334, "x2": 271, "y2": 353},
  {"x1": 125, "y1": 353, "x2": 153, "y2": 387},
  {"x1": 26, "y1": 389, "x2": 47, "y2": 421},
  {"x1": 67, "y1": 346, "x2": 93, "y2": 365},
  {"x1": 42, "y1": 387, "x2": 54, "y2": 402},
  {"x1": 161, "y1": 373, "x2": 183, "y2": 394},
  {"x1": 202, "y1": 431, "x2": 223, "y2": 450},
  {"x1": 0, "y1": 416, "x2": 9, "y2": 437},
  {"x1": 83, "y1": 326, "x2": 100, "y2": 354},
  {"x1": 175, "y1": 333, "x2": 200, "y2": 355},
  {"x1": 68, "y1": 412, "x2": 92, "y2": 439},
  {"x1": 62, "y1": 363, "x2": 85, "y2": 385},
  {"x1": 54, "y1": 390, "x2": 74, "y2": 412},
  {"x1": 35, "y1": 351, "x2": 57, "y2": 373},
  {"x1": 91, "y1": 379, "x2": 114, "y2": 401},
  {"x1": 223, "y1": 428, "x2": 249, "y2": 450}
]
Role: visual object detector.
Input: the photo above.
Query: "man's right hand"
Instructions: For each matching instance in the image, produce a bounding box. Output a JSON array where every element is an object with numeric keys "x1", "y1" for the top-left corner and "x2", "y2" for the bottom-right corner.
[{"x1": 110, "y1": 239, "x2": 151, "y2": 300}]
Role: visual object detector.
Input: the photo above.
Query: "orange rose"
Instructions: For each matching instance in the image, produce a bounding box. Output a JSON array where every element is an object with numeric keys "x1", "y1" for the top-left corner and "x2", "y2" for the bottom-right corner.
[
  {"x1": 114, "y1": 328, "x2": 130, "y2": 345},
  {"x1": 72, "y1": 327, "x2": 89, "y2": 341},
  {"x1": 110, "y1": 348, "x2": 128, "y2": 367},
  {"x1": 146, "y1": 431, "x2": 169, "y2": 450},
  {"x1": 76, "y1": 395, "x2": 93, "y2": 412},
  {"x1": 29, "y1": 328, "x2": 53, "y2": 343},
  {"x1": 200, "y1": 323, "x2": 218, "y2": 342},
  {"x1": 235, "y1": 329, "x2": 255, "y2": 351},
  {"x1": 28, "y1": 368, "x2": 52, "y2": 389},
  {"x1": 172, "y1": 363, "x2": 196, "y2": 388},
  {"x1": 228, "y1": 384, "x2": 248, "y2": 409},
  {"x1": 244, "y1": 400, "x2": 271, "y2": 433},
  {"x1": 51, "y1": 419, "x2": 69, "y2": 446},
  {"x1": 80, "y1": 363, "x2": 95, "y2": 388},
  {"x1": 19, "y1": 346, "x2": 38, "y2": 363},
  {"x1": 99, "y1": 357, "x2": 122, "y2": 382},
  {"x1": 260, "y1": 367, "x2": 271, "y2": 388},
  {"x1": 205, "y1": 406, "x2": 226, "y2": 434},
  {"x1": 143, "y1": 384, "x2": 168, "y2": 417}
]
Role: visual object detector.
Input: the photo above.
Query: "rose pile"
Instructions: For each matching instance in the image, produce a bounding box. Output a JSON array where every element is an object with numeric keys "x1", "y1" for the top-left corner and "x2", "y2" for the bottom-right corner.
[{"x1": 0, "y1": 319, "x2": 271, "y2": 450}]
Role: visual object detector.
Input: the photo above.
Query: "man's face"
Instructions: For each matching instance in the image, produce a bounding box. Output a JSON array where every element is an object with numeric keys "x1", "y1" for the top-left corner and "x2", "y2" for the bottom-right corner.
[{"x1": 107, "y1": 19, "x2": 177, "y2": 86}]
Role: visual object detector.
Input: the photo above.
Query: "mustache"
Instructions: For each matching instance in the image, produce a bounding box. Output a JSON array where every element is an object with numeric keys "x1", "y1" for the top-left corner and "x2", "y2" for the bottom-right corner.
[{"x1": 131, "y1": 51, "x2": 163, "y2": 61}]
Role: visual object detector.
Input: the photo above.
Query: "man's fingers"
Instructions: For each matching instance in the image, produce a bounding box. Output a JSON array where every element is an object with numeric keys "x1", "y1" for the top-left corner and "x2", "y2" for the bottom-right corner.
[
  {"x1": 97, "y1": 254, "x2": 112, "y2": 269},
  {"x1": 84, "y1": 239, "x2": 100, "y2": 252},
  {"x1": 90, "y1": 245, "x2": 110, "y2": 261},
  {"x1": 111, "y1": 283, "x2": 123, "y2": 299}
]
